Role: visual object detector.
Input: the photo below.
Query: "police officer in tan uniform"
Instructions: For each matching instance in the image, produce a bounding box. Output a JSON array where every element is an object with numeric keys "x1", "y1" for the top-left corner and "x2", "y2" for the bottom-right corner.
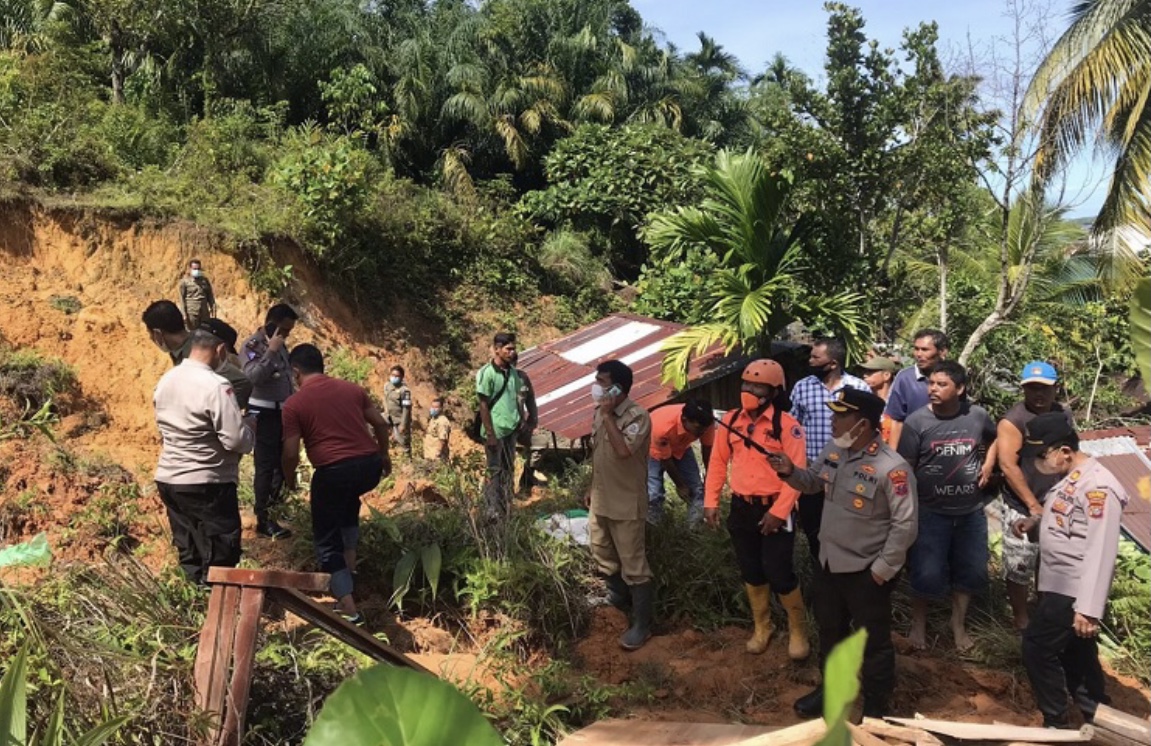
[
  {"x1": 589, "y1": 359, "x2": 653, "y2": 651},
  {"x1": 242, "y1": 303, "x2": 299, "y2": 539},
  {"x1": 1011, "y1": 413, "x2": 1130, "y2": 729},
  {"x1": 383, "y1": 365, "x2": 413, "y2": 456},
  {"x1": 771, "y1": 388, "x2": 918, "y2": 720}
]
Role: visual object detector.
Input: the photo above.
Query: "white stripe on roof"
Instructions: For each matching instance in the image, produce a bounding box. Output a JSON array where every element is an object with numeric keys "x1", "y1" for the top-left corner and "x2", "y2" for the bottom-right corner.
[
  {"x1": 534, "y1": 340, "x2": 668, "y2": 408},
  {"x1": 559, "y1": 321, "x2": 661, "y2": 365}
]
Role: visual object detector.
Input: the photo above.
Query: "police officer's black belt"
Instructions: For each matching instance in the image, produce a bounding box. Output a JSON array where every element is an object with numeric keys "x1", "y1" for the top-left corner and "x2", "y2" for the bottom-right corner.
[
  {"x1": 248, "y1": 397, "x2": 283, "y2": 410},
  {"x1": 733, "y1": 493, "x2": 777, "y2": 505}
]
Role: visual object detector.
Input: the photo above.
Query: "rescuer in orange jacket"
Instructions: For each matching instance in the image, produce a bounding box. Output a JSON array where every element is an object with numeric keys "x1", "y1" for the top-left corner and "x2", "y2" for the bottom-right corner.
[{"x1": 704, "y1": 359, "x2": 811, "y2": 660}]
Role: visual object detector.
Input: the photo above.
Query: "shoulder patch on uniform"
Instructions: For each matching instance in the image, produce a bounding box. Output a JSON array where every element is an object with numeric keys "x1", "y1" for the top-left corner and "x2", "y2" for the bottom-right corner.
[
  {"x1": 889, "y1": 469, "x2": 908, "y2": 497},
  {"x1": 1086, "y1": 490, "x2": 1107, "y2": 519},
  {"x1": 893, "y1": 482, "x2": 909, "y2": 497},
  {"x1": 860, "y1": 464, "x2": 876, "y2": 475},
  {"x1": 625, "y1": 423, "x2": 641, "y2": 436},
  {"x1": 791, "y1": 424, "x2": 803, "y2": 440},
  {"x1": 888, "y1": 469, "x2": 907, "y2": 483}
]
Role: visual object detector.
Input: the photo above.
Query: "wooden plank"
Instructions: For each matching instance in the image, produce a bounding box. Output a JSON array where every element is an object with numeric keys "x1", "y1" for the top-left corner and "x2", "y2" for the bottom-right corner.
[
  {"x1": 1093, "y1": 705, "x2": 1151, "y2": 743},
  {"x1": 730, "y1": 718, "x2": 827, "y2": 746},
  {"x1": 884, "y1": 718, "x2": 1093, "y2": 743},
  {"x1": 268, "y1": 588, "x2": 432, "y2": 675},
  {"x1": 206, "y1": 567, "x2": 330, "y2": 593},
  {"x1": 1089, "y1": 727, "x2": 1146, "y2": 746},
  {"x1": 193, "y1": 584, "x2": 228, "y2": 712},
  {"x1": 557, "y1": 720, "x2": 780, "y2": 746},
  {"x1": 848, "y1": 722, "x2": 892, "y2": 746},
  {"x1": 204, "y1": 584, "x2": 241, "y2": 739},
  {"x1": 218, "y1": 587, "x2": 265, "y2": 746},
  {"x1": 860, "y1": 718, "x2": 943, "y2": 746}
]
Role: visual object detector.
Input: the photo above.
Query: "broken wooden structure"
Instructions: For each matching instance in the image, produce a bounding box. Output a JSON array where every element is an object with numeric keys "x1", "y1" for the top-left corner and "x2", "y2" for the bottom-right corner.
[{"x1": 192, "y1": 567, "x2": 430, "y2": 746}]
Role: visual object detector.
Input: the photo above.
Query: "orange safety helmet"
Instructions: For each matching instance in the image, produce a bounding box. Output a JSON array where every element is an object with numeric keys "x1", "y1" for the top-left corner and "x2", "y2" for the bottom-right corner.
[{"x1": 742, "y1": 359, "x2": 785, "y2": 387}]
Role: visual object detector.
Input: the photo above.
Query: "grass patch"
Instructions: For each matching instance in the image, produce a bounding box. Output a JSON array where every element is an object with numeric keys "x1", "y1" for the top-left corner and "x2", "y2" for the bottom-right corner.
[{"x1": 0, "y1": 345, "x2": 77, "y2": 413}]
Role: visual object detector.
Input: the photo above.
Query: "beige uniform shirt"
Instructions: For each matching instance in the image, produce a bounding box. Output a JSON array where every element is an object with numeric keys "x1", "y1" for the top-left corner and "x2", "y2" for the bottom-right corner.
[
  {"x1": 590, "y1": 398, "x2": 652, "y2": 521},
  {"x1": 179, "y1": 276, "x2": 215, "y2": 321},
  {"x1": 170, "y1": 335, "x2": 252, "y2": 409},
  {"x1": 423, "y1": 415, "x2": 451, "y2": 460},
  {"x1": 153, "y1": 359, "x2": 255, "y2": 484},
  {"x1": 785, "y1": 435, "x2": 919, "y2": 580},
  {"x1": 1037, "y1": 458, "x2": 1128, "y2": 619}
]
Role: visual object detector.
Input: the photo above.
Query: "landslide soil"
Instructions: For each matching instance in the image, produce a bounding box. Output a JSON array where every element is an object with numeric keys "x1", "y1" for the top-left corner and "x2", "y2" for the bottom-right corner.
[{"x1": 1, "y1": 202, "x2": 1147, "y2": 730}]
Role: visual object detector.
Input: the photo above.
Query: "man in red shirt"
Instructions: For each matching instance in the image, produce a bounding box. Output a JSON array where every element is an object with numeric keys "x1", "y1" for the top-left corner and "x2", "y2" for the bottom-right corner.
[
  {"x1": 281, "y1": 344, "x2": 392, "y2": 625},
  {"x1": 647, "y1": 400, "x2": 715, "y2": 526}
]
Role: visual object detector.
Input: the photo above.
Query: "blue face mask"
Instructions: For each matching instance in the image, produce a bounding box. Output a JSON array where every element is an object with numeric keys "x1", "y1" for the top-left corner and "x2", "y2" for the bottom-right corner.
[
  {"x1": 390, "y1": 376, "x2": 402, "y2": 386},
  {"x1": 429, "y1": 408, "x2": 440, "y2": 418}
]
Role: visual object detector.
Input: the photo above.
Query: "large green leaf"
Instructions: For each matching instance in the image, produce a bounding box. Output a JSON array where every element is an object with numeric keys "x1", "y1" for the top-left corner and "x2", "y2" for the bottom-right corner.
[
  {"x1": 0, "y1": 643, "x2": 27, "y2": 746},
  {"x1": 420, "y1": 544, "x2": 442, "y2": 601},
  {"x1": 817, "y1": 628, "x2": 867, "y2": 746},
  {"x1": 1132, "y1": 277, "x2": 1151, "y2": 384},
  {"x1": 302, "y1": 665, "x2": 503, "y2": 746}
]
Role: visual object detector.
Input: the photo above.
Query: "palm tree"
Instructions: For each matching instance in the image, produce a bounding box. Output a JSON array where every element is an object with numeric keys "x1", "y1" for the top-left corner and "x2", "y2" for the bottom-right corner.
[
  {"x1": 1026, "y1": 0, "x2": 1151, "y2": 246},
  {"x1": 648, "y1": 150, "x2": 867, "y2": 388}
]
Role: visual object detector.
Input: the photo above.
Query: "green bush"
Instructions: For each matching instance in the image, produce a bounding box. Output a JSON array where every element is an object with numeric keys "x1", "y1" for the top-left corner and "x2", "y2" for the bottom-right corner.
[{"x1": 0, "y1": 346, "x2": 77, "y2": 413}]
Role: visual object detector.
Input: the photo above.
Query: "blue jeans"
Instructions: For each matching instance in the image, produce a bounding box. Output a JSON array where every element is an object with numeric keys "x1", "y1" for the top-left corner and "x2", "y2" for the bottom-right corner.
[
  {"x1": 647, "y1": 450, "x2": 704, "y2": 525},
  {"x1": 908, "y1": 508, "x2": 989, "y2": 599}
]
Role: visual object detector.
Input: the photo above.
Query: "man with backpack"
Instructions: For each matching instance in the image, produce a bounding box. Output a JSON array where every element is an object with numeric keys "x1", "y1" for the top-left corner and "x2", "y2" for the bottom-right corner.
[{"x1": 475, "y1": 332, "x2": 529, "y2": 521}]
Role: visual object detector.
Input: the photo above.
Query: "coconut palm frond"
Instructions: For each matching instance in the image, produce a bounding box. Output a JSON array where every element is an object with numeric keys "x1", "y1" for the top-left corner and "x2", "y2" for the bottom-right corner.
[{"x1": 660, "y1": 323, "x2": 740, "y2": 391}]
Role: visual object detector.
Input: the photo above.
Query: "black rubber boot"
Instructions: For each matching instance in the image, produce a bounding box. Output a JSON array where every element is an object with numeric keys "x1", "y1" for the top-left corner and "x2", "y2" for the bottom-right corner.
[
  {"x1": 794, "y1": 686, "x2": 824, "y2": 719},
  {"x1": 862, "y1": 695, "x2": 888, "y2": 719},
  {"x1": 619, "y1": 581, "x2": 653, "y2": 650},
  {"x1": 605, "y1": 573, "x2": 630, "y2": 612}
]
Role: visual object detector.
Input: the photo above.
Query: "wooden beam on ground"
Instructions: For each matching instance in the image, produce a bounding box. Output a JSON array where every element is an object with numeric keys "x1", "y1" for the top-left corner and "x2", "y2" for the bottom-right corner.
[
  {"x1": 1091, "y1": 705, "x2": 1151, "y2": 746},
  {"x1": 860, "y1": 718, "x2": 943, "y2": 746},
  {"x1": 267, "y1": 587, "x2": 432, "y2": 675},
  {"x1": 206, "y1": 567, "x2": 330, "y2": 593},
  {"x1": 557, "y1": 720, "x2": 782, "y2": 746},
  {"x1": 884, "y1": 717, "x2": 1094, "y2": 743},
  {"x1": 730, "y1": 718, "x2": 827, "y2": 746},
  {"x1": 848, "y1": 722, "x2": 892, "y2": 746}
]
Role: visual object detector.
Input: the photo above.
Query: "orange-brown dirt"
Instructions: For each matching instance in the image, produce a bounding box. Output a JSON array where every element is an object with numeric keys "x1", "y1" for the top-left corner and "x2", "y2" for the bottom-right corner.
[{"x1": 1, "y1": 202, "x2": 1148, "y2": 732}]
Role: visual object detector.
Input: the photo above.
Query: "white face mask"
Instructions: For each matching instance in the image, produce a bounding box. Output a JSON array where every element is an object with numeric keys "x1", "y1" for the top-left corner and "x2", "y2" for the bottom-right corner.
[
  {"x1": 831, "y1": 419, "x2": 865, "y2": 449},
  {"x1": 1034, "y1": 449, "x2": 1067, "y2": 475},
  {"x1": 191, "y1": 268, "x2": 202, "y2": 278},
  {"x1": 591, "y1": 383, "x2": 619, "y2": 403}
]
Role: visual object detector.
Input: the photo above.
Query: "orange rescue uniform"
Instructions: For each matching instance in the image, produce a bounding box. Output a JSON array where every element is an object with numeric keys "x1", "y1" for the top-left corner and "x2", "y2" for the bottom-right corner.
[
  {"x1": 704, "y1": 407, "x2": 807, "y2": 520},
  {"x1": 649, "y1": 404, "x2": 715, "y2": 460}
]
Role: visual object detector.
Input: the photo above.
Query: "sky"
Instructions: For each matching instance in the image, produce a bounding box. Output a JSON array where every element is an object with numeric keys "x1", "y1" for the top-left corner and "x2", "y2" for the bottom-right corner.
[{"x1": 631, "y1": 0, "x2": 1109, "y2": 219}]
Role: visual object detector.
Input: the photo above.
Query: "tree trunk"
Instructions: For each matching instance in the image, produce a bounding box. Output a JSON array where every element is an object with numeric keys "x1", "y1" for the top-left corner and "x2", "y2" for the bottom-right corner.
[
  {"x1": 106, "y1": 24, "x2": 125, "y2": 104},
  {"x1": 959, "y1": 309, "x2": 1002, "y2": 366},
  {"x1": 938, "y1": 243, "x2": 949, "y2": 332}
]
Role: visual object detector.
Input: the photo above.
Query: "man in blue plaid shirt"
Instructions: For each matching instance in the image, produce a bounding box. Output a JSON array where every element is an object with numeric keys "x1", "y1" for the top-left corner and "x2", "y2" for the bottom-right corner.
[{"x1": 789, "y1": 338, "x2": 869, "y2": 564}]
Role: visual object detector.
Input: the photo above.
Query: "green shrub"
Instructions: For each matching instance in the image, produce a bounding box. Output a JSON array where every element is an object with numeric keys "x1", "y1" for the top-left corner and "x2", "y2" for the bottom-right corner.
[{"x1": 0, "y1": 346, "x2": 77, "y2": 412}]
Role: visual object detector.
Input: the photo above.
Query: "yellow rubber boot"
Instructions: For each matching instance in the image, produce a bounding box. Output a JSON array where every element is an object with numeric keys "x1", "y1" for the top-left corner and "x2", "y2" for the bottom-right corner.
[
  {"x1": 745, "y1": 584, "x2": 773, "y2": 654},
  {"x1": 780, "y1": 588, "x2": 811, "y2": 661}
]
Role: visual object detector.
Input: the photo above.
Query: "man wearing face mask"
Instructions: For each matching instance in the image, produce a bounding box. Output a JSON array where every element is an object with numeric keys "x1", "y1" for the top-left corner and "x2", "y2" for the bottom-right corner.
[
  {"x1": 993, "y1": 361, "x2": 1073, "y2": 632},
  {"x1": 646, "y1": 399, "x2": 715, "y2": 526},
  {"x1": 242, "y1": 303, "x2": 299, "y2": 540},
  {"x1": 179, "y1": 259, "x2": 216, "y2": 331},
  {"x1": 588, "y1": 360, "x2": 653, "y2": 650},
  {"x1": 141, "y1": 300, "x2": 252, "y2": 409},
  {"x1": 704, "y1": 359, "x2": 811, "y2": 660},
  {"x1": 770, "y1": 388, "x2": 918, "y2": 720},
  {"x1": 1011, "y1": 413, "x2": 1128, "y2": 729},
  {"x1": 790, "y1": 338, "x2": 870, "y2": 566},
  {"x1": 423, "y1": 397, "x2": 452, "y2": 462},
  {"x1": 152, "y1": 329, "x2": 255, "y2": 585},
  {"x1": 383, "y1": 365, "x2": 413, "y2": 457}
]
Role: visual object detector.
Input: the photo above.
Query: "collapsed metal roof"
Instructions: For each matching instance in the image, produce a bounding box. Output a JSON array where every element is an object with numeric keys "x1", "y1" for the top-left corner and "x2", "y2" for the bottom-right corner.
[
  {"x1": 1079, "y1": 426, "x2": 1151, "y2": 552},
  {"x1": 517, "y1": 313, "x2": 736, "y2": 440}
]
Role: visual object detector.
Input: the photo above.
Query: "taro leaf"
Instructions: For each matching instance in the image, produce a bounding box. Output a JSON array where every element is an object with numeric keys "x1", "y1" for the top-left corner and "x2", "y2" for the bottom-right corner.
[
  {"x1": 817, "y1": 628, "x2": 867, "y2": 746},
  {"x1": 302, "y1": 664, "x2": 503, "y2": 746},
  {"x1": 0, "y1": 642, "x2": 27, "y2": 745},
  {"x1": 420, "y1": 544, "x2": 442, "y2": 601},
  {"x1": 1131, "y1": 278, "x2": 1150, "y2": 386},
  {"x1": 389, "y1": 551, "x2": 419, "y2": 610}
]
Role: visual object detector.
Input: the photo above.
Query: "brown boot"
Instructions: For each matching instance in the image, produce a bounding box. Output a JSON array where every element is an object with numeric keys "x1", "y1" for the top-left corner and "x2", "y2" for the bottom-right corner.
[
  {"x1": 745, "y1": 583, "x2": 773, "y2": 654},
  {"x1": 780, "y1": 587, "x2": 811, "y2": 660}
]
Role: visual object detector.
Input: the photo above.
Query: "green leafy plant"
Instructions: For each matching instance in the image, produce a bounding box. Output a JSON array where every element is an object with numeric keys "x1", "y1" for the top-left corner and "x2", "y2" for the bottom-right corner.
[
  {"x1": 301, "y1": 664, "x2": 503, "y2": 746},
  {"x1": 816, "y1": 628, "x2": 867, "y2": 746},
  {"x1": 0, "y1": 643, "x2": 128, "y2": 746}
]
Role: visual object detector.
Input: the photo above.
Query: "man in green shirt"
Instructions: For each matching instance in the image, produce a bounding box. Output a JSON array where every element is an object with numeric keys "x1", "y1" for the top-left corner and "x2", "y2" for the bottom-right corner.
[{"x1": 476, "y1": 332, "x2": 528, "y2": 521}]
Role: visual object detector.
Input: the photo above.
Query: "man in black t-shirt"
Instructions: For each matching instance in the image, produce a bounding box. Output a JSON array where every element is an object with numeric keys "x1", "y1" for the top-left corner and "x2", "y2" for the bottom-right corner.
[
  {"x1": 898, "y1": 361, "x2": 996, "y2": 652},
  {"x1": 993, "y1": 361, "x2": 1073, "y2": 631}
]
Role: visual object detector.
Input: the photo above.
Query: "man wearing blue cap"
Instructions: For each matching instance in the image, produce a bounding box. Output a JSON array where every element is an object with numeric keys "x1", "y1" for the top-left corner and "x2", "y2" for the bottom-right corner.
[{"x1": 993, "y1": 360, "x2": 1073, "y2": 632}]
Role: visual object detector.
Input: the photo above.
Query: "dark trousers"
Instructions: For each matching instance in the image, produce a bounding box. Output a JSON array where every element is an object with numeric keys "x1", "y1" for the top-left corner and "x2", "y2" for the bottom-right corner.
[
  {"x1": 726, "y1": 496, "x2": 798, "y2": 593},
  {"x1": 798, "y1": 490, "x2": 823, "y2": 566},
  {"x1": 1023, "y1": 592, "x2": 1110, "y2": 726},
  {"x1": 156, "y1": 481, "x2": 241, "y2": 584},
  {"x1": 311, "y1": 453, "x2": 384, "y2": 599},
  {"x1": 483, "y1": 433, "x2": 517, "y2": 519},
  {"x1": 815, "y1": 564, "x2": 896, "y2": 703},
  {"x1": 252, "y1": 406, "x2": 284, "y2": 526}
]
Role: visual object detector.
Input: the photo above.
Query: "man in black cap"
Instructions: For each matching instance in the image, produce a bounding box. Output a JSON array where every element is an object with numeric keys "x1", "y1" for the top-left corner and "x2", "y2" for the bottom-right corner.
[
  {"x1": 768, "y1": 388, "x2": 918, "y2": 720},
  {"x1": 1011, "y1": 413, "x2": 1129, "y2": 729}
]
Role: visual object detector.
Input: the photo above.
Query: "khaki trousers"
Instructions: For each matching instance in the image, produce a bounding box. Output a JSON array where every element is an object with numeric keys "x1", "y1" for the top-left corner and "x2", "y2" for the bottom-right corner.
[{"x1": 589, "y1": 512, "x2": 652, "y2": 585}]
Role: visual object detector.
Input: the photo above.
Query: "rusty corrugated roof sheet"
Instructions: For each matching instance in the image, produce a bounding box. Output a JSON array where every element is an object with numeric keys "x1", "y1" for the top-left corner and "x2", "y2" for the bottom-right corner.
[
  {"x1": 518, "y1": 313, "x2": 735, "y2": 440},
  {"x1": 1079, "y1": 435, "x2": 1151, "y2": 552}
]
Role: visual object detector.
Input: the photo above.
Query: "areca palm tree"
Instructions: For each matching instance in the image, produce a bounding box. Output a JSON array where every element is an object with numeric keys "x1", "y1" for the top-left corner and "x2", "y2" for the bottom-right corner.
[
  {"x1": 1026, "y1": 0, "x2": 1151, "y2": 245},
  {"x1": 648, "y1": 150, "x2": 867, "y2": 388}
]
